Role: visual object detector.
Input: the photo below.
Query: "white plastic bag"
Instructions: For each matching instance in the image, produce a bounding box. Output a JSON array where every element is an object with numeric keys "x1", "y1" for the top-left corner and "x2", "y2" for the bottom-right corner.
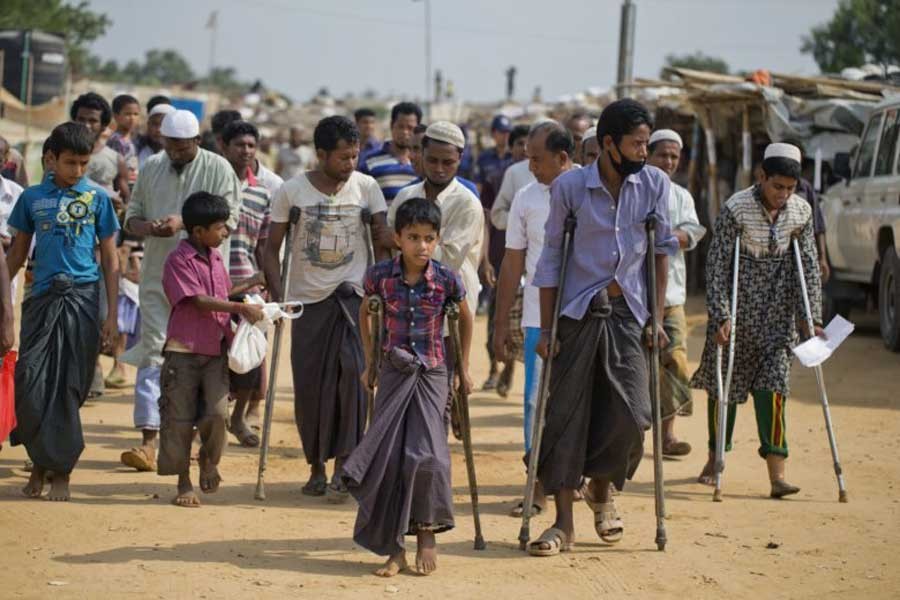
[{"x1": 228, "y1": 295, "x2": 304, "y2": 374}]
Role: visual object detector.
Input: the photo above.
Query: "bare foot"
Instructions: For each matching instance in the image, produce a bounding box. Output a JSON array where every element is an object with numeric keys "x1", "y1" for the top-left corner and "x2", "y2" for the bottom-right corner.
[
  {"x1": 697, "y1": 455, "x2": 716, "y2": 486},
  {"x1": 47, "y1": 472, "x2": 70, "y2": 501},
  {"x1": 415, "y1": 531, "x2": 438, "y2": 576},
  {"x1": 198, "y1": 451, "x2": 222, "y2": 494},
  {"x1": 21, "y1": 465, "x2": 46, "y2": 498},
  {"x1": 374, "y1": 551, "x2": 408, "y2": 577},
  {"x1": 173, "y1": 474, "x2": 201, "y2": 507}
]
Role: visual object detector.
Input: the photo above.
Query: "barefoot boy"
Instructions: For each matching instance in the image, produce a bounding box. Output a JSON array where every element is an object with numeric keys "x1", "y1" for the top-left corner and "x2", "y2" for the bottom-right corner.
[
  {"x1": 159, "y1": 191, "x2": 263, "y2": 507},
  {"x1": 343, "y1": 197, "x2": 473, "y2": 577},
  {"x1": 6, "y1": 122, "x2": 120, "y2": 501}
]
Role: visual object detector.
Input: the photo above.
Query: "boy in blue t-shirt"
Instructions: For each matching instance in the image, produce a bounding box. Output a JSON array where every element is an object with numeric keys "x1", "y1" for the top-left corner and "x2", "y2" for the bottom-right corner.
[{"x1": 6, "y1": 122, "x2": 120, "y2": 502}]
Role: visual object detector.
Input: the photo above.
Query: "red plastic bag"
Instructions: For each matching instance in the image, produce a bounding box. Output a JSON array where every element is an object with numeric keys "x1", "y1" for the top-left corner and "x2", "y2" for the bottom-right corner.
[{"x1": 0, "y1": 351, "x2": 16, "y2": 444}]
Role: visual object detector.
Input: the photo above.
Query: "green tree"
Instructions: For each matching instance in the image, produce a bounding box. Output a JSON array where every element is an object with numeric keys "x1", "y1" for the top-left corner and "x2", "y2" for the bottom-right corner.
[
  {"x1": 0, "y1": 0, "x2": 110, "y2": 76},
  {"x1": 140, "y1": 49, "x2": 195, "y2": 85},
  {"x1": 801, "y1": 0, "x2": 900, "y2": 73},
  {"x1": 662, "y1": 52, "x2": 730, "y2": 76}
]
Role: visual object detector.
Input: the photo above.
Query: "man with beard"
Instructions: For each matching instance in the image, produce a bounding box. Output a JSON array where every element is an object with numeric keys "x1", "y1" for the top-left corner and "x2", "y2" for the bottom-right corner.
[
  {"x1": 264, "y1": 116, "x2": 389, "y2": 502},
  {"x1": 527, "y1": 99, "x2": 677, "y2": 556},
  {"x1": 359, "y1": 102, "x2": 421, "y2": 205},
  {"x1": 119, "y1": 110, "x2": 241, "y2": 473},
  {"x1": 390, "y1": 121, "x2": 484, "y2": 322}
]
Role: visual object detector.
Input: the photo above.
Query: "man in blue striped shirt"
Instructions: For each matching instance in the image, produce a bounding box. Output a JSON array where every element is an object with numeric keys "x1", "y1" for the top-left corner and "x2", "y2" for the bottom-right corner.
[{"x1": 359, "y1": 102, "x2": 421, "y2": 205}]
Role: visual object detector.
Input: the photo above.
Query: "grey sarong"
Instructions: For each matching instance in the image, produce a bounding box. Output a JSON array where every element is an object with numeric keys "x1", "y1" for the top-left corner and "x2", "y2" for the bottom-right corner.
[
  {"x1": 11, "y1": 276, "x2": 100, "y2": 474},
  {"x1": 342, "y1": 348, "x2": 454, "y2": 556},
  {"x1": 290, "y1": 285, "x2": 366, "y2": 465},
  {"x1": 537, "y1": 293, "x2": 650, "y2": 494}
]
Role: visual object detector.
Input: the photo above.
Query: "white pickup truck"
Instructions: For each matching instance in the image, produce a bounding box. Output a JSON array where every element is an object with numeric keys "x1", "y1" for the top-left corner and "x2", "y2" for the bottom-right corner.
[{"x1": 823, "y1": 96, "x2": 900, "y2": 351}]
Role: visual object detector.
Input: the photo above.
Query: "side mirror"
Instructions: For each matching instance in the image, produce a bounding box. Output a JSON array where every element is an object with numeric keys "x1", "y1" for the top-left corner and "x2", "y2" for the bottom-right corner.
[{"x1": 833, "y1": 152, "x2": 852, "y2": 182}]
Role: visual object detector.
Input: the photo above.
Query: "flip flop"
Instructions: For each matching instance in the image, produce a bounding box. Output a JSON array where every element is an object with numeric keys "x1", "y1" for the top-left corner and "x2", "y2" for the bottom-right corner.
[
  {"x1": 198, "y1": 452, "x2": 222, "y2": 494},
  {"x1": 663, "y1": 439, "x2": 692, "y2": 457},
  {"x1": 120, "y1": 447, "x2": 156, "y2": 472},
  {"x1": 326, "y1": 480, "x2": 350, "y2": 504},
  {"x1": 172, "y1": 491, "x2": 201, "y2": 508},
  {"x1": 302, "y1": 476, "x2": 327, "y2": 497},
  {"x1": 527, "y1": 527, "x2": 573, "y2": 556},
  {"x1": 104, "y1": 374, "x2": 131, "y2": 389},
  {"x1": 509, "y1": 500, "x2": 544, "y2": 518}
]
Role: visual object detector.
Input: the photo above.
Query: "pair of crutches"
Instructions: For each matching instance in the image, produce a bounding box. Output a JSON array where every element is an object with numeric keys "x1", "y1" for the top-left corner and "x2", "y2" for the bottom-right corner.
[
  {"x1": 517, "y1": 215, "x2": 668, "y2": 551},
  {"x1": 255, "y1": 206, "x2": 302, "y2": 500},
  {"x1": 712, "y1": 234, "x2": 848, "y2": 503}
]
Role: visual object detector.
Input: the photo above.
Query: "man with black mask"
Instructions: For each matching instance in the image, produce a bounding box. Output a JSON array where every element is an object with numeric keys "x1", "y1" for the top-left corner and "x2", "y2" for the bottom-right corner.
[{"x1": 525, "y1": 99, "x2": 677, "y2": 556}]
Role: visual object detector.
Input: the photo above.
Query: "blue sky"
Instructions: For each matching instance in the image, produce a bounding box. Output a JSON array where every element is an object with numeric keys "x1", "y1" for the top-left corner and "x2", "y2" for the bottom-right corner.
[{"x1": 86, "y1": 0, "x2": 841, "y2": 103}]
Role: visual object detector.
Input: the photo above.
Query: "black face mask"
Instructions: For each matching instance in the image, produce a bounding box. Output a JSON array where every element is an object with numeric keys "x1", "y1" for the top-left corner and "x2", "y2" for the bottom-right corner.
[{"x1": 608, "y1": 143, "x2": 645, "y2": 178}]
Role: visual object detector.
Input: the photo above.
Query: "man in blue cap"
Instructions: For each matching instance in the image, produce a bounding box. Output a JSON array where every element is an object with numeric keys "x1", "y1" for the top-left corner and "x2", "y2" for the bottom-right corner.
[{"x1": 476, "y1": 115, "x2": 513, "y2": 191}]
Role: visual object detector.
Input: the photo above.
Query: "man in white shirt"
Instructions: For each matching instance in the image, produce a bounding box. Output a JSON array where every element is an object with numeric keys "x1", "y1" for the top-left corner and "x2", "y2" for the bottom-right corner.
[
  {"x1": 390, "y1": 122, "x2": 484, "y2": 320},
  {"x1": 276, "y1": 126, "x2": 316, "y2": 180},
  {"x1": 492, "y1": 121, "x2": 574, "y2": 516},
  {"x1": 490, "y1": 146, "x2": 537, "y2": 231},
  {"x1": 264, "y1": 116, "x2": 389, "y2": 501},
  {"x1": 0, "y1": 173, "x2": 23, "y2": 302},
  {"x1": 647, "y1": 129, "x2": 706, "y2": 457}
]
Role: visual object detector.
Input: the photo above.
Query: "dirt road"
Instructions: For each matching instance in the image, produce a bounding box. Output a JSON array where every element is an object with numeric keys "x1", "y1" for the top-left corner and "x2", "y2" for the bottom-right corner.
[{"x1": 1, "y1": 300, "x2": 898, "y2": 599}]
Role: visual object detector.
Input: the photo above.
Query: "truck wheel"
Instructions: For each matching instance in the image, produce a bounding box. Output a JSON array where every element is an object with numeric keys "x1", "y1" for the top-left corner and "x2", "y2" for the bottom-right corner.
[{"x1": 879, "y1": 246, "x2": 900, "y2": 351}]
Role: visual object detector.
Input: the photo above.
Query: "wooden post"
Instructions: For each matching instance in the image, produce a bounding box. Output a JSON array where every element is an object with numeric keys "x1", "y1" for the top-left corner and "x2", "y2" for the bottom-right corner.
[
  {"x1": 704, "y1": 109, "x2": 719, "y2": 219},
  {"x1": 24, "y1": 54, "x2": 34, "y2": 162},
  {"x1": 741, "y1": 105, "x2": 752, "y2": 188}
]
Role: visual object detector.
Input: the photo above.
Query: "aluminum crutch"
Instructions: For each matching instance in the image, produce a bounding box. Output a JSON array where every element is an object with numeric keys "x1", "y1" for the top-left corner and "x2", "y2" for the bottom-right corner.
[
  {"x1": 791, "y1": 237, "x2": 848, "y2": 503},
  {"x1": 446, "y1": 302, "x2": 486, "y2": 550},
  {"x1": 255, "y1": 206, "x2": 301, "y2": 500},
  {"x1": 713, "y1": 235, "x2": 740, "y2": 502},
  {"x1": 645, "y1": 214, "x2": 667, "y2": 551},
  {"x1": 518, "y1": 214, "x2": 576, "y2": 551}
]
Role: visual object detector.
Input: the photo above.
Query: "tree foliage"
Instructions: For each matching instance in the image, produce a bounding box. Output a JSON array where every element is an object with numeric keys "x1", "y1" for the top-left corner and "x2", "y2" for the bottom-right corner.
[
  {"x1": 801, "y1": 0, "x2": 900, "y2": 73},
  {"x1": 0, "y1": 0, "x2": 110, "y2": 75},
  {"x1": 662, "y1": 52, "x2": 729, "y2": 76}
]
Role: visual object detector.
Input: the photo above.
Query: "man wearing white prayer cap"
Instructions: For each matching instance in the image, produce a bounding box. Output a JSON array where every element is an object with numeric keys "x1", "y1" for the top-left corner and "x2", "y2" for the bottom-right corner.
[
  {"x1": 691, "y1": 140, "x2": 825, "y2": 499},
  {"x1": 136, "y1": 103, "x2": 176, "y2": 168},
  {"x1": 647, "y1": 128, "x2": 706, "y2": 457},
  {"x1": 118, "y1": 109, "x2": 242, "y2": 473},
  {"x1": 581, "y1": 126, "x2": 600, "y2": 166},
  {"x1": 390, "y1": 120, "x2": 484, "y2": 321}
]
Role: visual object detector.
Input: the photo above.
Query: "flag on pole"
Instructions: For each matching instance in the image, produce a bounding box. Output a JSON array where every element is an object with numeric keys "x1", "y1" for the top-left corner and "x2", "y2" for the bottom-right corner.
[{"x1": 206, "y1": 10, "x2": 218, "y2": 29}]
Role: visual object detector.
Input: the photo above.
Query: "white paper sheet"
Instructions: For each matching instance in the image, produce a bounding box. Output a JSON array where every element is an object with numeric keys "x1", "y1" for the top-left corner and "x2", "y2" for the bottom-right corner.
[{"x1": 792, "y1": 315, "x2": 855, "y2": 367}]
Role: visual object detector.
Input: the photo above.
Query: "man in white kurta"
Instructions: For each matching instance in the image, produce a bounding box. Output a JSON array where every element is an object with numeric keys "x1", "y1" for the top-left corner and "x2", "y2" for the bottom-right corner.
[
  {"x1": 119, "y1": 110, "x2": 241, "y2": 471},
  {"x1": 389, "y1": 122, "x2": 484, "y2": 320},
  {"x1": 647, "y1": 129, "x2": 706, "y2": 457}
]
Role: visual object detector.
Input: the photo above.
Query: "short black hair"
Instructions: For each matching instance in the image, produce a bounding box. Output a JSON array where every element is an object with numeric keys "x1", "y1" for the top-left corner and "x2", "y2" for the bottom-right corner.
[
  {"x1": 212, "y1": 109, "x2": 243, "y2": 135},
  {"x1": 112, "y1": 94, "x2": 140, "y2": 114},
  {"x1": 413, "y1": 123, "x2": 428, "y2": 135},
  {"x1": 391, "y1": 102, "x2": 422, "y2": 126},
  {"x1": 354, "y1": 107, "x2": 376, "y2": 121},
  {"x1": 146, "y1": 95, "x2": 171, "y2": 113},
  {"x1": 182, "y1": 191, "x2": 231, "y2": 235},
  {"x1": 47, "y1": 122, "x2": 94, "y2": 157},
  {"x1": 530, "y1": 122, "x2": 574, "y2": 159},
  {"x1": 761, "y1": 157, "x2": 801, "y2": 181},
  {"x1": 509, "y1": 124, "x2": 531, "y2": 148},
  {"x1": 596, "y1": 99, "x2": 653, "y2": 146},
  {"x1": 394, "y1": 197, "x2": 441, "y2": 234},
  {"x1": 313, "y1": 116, "x2": 360, "y2": 152},
  {"x1": 222, "y1": 120, "x2": 259, "y2": 146},
  {"x1": 70, "y1": 92, "x2": 112, "y2": 128}
]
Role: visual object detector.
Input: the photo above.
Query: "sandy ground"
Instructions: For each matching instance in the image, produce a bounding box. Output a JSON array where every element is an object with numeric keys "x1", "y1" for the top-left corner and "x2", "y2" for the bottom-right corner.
[{"x1": 1, "y1": 298, "x2": 898, "y2": 600}]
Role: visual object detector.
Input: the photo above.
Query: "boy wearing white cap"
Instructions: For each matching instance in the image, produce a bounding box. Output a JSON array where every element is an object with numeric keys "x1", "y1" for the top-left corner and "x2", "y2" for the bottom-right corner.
[
  {"x1": 691, "y1": 142, "x2": 824, "y2": 498},
  {"x1": 581, "y1": 127, "x2": 600, "y2": 166},
  {"x1": 120, "y1": 109, "x2": 241, "y2": 473},
  {"x1": 647, "y1": 129, "x2": 706, "y2": 457}
]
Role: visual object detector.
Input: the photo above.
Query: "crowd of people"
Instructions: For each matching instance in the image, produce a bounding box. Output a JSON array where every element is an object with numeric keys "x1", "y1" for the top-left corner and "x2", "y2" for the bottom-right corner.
[{"x1": 0, "y1": 90, "x2": 827, "y2": 576}]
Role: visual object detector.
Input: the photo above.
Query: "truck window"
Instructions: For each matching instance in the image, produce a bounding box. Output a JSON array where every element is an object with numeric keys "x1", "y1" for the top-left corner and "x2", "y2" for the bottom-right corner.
[
  {"x1": 855, "y1": 112, "x2": 883, "y2": 179},
  {"x1": 874, "y1": 109, "x2": 900, "y2": 176}
]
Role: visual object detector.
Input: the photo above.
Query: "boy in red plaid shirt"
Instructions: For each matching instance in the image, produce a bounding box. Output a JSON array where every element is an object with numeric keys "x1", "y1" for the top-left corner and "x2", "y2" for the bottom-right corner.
[{"x1": 342, "y1": 197, "x2": 473, "y2": 577}]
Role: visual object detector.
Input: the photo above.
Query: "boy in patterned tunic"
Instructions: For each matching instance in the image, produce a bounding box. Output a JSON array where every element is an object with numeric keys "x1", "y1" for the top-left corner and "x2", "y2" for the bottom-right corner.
[{"x1": 691, "y1": 143, "x2": 825, "y2": 499}]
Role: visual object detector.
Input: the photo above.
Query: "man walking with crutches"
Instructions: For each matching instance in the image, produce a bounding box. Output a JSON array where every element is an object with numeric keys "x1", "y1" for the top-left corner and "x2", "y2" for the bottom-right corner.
[
  {"x1": 524, "y1": 100, "x2": 677, "y2": 556},
  {"x1": 692, "y1": 143, "x2": 827, "y2": 499}
]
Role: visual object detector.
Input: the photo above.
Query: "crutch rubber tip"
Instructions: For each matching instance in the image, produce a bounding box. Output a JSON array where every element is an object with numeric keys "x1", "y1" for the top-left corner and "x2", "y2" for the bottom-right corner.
[
  {"x1": 839, "y1": 490, "x2": 848, "y2": 503},
  {"x1": 254, "y1": 486, "x2": 266, "y2": 501},
  {"x1": 656, "y1": 541, "x2": 666, "y2": 551},
  {"x1": 474, "y1": 536, "x2": 486, "y2": 551},
  {"x1": 712, "y1": 489, "x2": 723, "y2": 502}
]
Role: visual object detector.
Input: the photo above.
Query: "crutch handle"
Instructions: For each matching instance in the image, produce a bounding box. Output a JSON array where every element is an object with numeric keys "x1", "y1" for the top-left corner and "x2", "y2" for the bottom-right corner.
[{"x1": 288, "y1": 206, "x2": 301, "y2": 225}]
